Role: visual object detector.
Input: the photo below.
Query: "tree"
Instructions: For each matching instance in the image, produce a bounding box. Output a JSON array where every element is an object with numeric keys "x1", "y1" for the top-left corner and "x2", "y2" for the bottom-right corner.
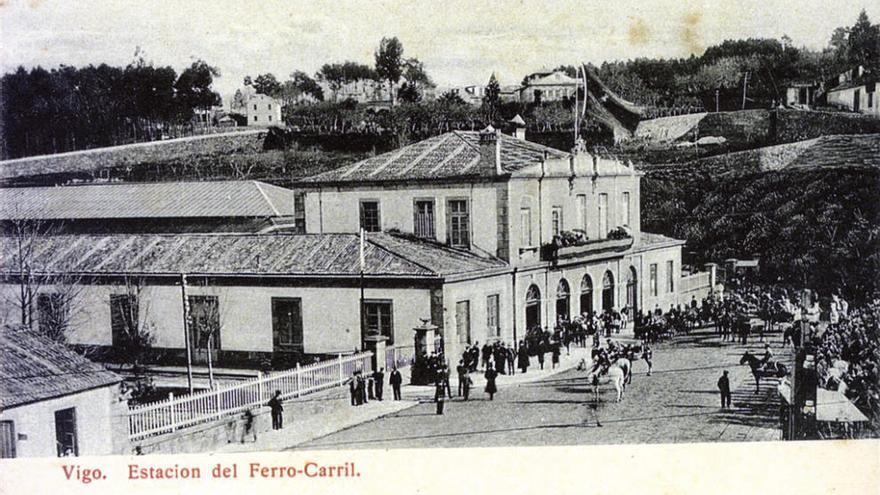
[
  {"x1": 375, "y1": 37, "x2": 404, "y2": 105},
  {"x1": 482, "y1": 73, "x2": 502, "y2": 121},
  {"x1": 848, "y1": 10, "x2": 880, "y2": 73},
  {"x1": 437, "y1": 90, "x2": 467, "y2": 107},
  {"x1": 252, "y1": 73, "x2": 282, "y2": 97},
  {"x1": 317, "y1": 62, "x2": 377, "y2": 101},
  {"x1": 829, "y1": 27, "x2": 851, "y2": 65},
  {"x1": 175, "y1": 60, "x2": 221, "y2": 120},
  {"x1": 290, "y1": 70, "x2": 324, "y2": 101},
  {"x1": 112, "y1": 277, "x2": 155, "y2": 369},
  {"x1": 5, "y1": 218, "x2": 84, "y2": 344}
]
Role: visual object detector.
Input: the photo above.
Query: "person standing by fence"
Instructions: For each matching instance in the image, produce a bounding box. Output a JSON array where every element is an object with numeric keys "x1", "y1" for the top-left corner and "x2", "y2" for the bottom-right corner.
[
  {"x1": 268, "y1": 390, "x2": 284, "y2": 430},
  {"x1": 373, "y1": 368, "x2": 385, "y2": 401}
]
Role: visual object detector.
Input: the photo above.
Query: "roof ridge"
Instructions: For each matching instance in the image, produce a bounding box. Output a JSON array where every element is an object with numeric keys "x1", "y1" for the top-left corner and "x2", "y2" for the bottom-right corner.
[
  {"x1": 252, "y1": 181, "x2": 281, "y2": 216},
  {"x1": 366, "y1": 233, "x2": 438, "y2": 276}
]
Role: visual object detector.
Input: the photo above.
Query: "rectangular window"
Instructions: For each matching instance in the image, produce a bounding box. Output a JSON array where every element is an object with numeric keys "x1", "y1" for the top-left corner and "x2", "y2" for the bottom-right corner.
[
  {"x1": 413, "y1": 200, "x2": 435, "y2": 239},
  {"x1": 456, "y1": 300, "x2": 471, "y2": 344},
  {"x1": 621, "y1": 192, "x2": 631, "y2": 227},
  {"x1": 268, "y1": 115, "x2": 272, "y2": 122},
  {"x1": 37, "y1": 293, "x2": 67, "y2": 338},
  {"x1": 359, "y1": 200, "x2": 381, "y2": 232},
  {"x1": 667, "y1": 260, "x2": 675, "y2": 293},
  {"x1": 253, "y1": 104, "x2": 257, "y2": 110},
  {"x1": 293, "y1": 192, "x2": 306, "y2": 233},
  {"x1": 188, "y1": 295, "x2": 220, "y2": 350},
  {"x1": 576, "y1": 195, "x2": 587, "y2": 233},
  {"x1": 363, "y1": 300, "x2": 393, "y2": 345},
  {"x1": 447, "y1": 199, "x2": 470, "y2": 248},
  {"x1": 486, "y1": 294, "x2": 500, "y2": 338},
  {"x1": 598, "y1": 193, "x2": 608, "y2": 238},
  {"x1": 268, "y1": 104, "x2": 272, "y2": 110},
  {"x1": 110, "y1": 294, "x2": 138, "y2": 348},
  {"x1": 551, "y1": 206, "x2": 563, "y2": 237},
  {"x1": 54, "y1": 408, "x2": 77, "y2": 457},
  {"x1": 272, "y1": 298, "x2": 303, "y2": 350},
  {"x1": 650, "y1": 263, "x2": 658, "y2": 297},
  {"x1": 520, "y1": 208, "x2": 532, "y2": 245},
  {"x1": 253, "y1": 115, "x2": 258, "y2": 122}
]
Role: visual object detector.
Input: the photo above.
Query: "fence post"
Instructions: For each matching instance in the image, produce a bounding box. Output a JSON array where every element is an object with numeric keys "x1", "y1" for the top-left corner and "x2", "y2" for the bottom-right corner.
[
  {"x1": 215, "y1": 391, "x2": 222, "y2": 421},
  {"x1": 295, "y1": 363, "x2": 302, "y2": 397},
  {"x1": 337, "y1": 354, "x2": 344, "y2": 384},
  {"x1": 168, "y1": 392, "x2": 176, "y2": 433},
  {"x1": 256, "y1": 371, "x2": 264, "y2": 406}
]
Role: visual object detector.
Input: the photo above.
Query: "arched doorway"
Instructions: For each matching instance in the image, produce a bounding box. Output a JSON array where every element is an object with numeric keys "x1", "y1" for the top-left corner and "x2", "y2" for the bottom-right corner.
[
  {"x1": 580, "y1": 275, "x2": 593, "y2": 315},
  {"x1": 556, "y1": 279, "x2": 570, "y2": 322},
  {"x1": 626, "y1": 266, "x2": 638, "y2": 315},
  {"x1": 525, "y1": 285, "x2": 541, "y2": 333},
  {"x1": 602, "y1": 271, "x2": 615, "y2": 312}
]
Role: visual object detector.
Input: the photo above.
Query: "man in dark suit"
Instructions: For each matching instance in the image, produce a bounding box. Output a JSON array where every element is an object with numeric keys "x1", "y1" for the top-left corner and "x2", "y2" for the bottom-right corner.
[
  {"x1": 718, "y1": 370, "x2": 732, "y2": 409},
  {"x1": 373, "y1": 368, "x2": 385, "y2": 401},
  {"x1": 267, "y1": 390, "x2": 284, "y2": 430},
  {"x1": 389, "y1": 366, "x2": 403, "y2": 400}
]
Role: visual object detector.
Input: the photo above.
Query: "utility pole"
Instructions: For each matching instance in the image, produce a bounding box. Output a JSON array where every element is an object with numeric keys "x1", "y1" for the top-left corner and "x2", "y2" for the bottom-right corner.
[
  {"x1": 180, "y1": 273, "x2": 194, "y2": 394},
  {"x1": 715, "y1": 89, "x2": 720, "y2": 113},
  {"x1": 742, "y1": 72, "x2": 750, "y2": 110}
]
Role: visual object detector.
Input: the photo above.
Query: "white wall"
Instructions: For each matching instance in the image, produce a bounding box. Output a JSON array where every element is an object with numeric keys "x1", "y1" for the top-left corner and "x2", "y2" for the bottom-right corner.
[
  {"x1": 442, "y1": 273, "x2": 513, "y2": 360},
  {"x1": 0, "y1": 386, "x2": 122, "y2": 457},
  {"x1": 0, "y1": 281, "x2": 433, "y2": 356},
  {"x1": 304, "y1": 183, "x2": 499, "y2": 256}
]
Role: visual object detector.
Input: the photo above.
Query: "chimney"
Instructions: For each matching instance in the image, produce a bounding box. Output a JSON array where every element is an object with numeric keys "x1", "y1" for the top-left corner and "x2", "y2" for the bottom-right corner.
[
  {"x1": 509, "y1": 114, "x2": 527, "y2": 141},
  {"x1": 514, "y1": 127, "x2": 526, "y2": 140},
  {"x1": 479, "y1": 126, "x2": 502, "y2": 175}
]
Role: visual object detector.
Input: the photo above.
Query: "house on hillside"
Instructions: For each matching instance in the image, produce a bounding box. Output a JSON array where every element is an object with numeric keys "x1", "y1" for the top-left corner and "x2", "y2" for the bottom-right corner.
[
  {"x1": 785, "y1": 81, "x2": 822, "y2": 110},
  {"x1": 827, "y1": 66, "x2": 879, "y2": 117},
  {"x1": 0, "y1": 329, "x2": 127, "y2": 458},
  {"x1": 519, "y1": 70, "x2": 579, "y2": 103},
  {"x1": 0, "y1": 181, "x2": 303, "y2": 234},
  {"x1": 242, "y1": 94, "x2": 283, "y2": 126}
]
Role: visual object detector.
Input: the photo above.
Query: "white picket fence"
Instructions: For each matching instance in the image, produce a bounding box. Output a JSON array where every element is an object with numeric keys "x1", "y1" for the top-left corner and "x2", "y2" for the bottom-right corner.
[{"x1": 128, "y1": 351, "x2": 373, "y2": 441}]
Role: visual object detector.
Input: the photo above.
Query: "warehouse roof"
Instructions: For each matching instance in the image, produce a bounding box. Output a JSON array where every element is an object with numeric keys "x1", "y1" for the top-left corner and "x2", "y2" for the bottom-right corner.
[
  {"x1": 0, "y1": 232, "x2": 507, "y2": 279},
  {"x1": 0, "y1": 329, "x2": 121, "y2": 409},
  {"x1": 0, "y1": 181, "x2": 296, "y2": 220},
  {"x1": 301, "y1": 130, "x2": 570, "y2": 184}
]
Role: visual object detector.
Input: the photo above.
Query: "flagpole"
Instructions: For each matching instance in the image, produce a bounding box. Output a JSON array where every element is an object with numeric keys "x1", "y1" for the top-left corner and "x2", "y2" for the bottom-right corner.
[{"x1": 359, "y1": 228, "x2": 366, "y2": 352}]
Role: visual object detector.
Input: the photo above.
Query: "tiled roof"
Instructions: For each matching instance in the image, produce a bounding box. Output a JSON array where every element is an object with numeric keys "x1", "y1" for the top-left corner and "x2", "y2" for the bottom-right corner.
[
  {"x1": 300, "y1": 131, "x2": 570, "y2": 184},
  {"x1": 635, "y1": 232, "x2": 686, "y2": 251},
  {"x1": 0, "y1": 181, "x2": 296, "y2": 220},
  {"x1": 0, "y1": 232, "x2": 506, "y2": 279},
  {"x1": 0, "y1": 329, "x2": 121, "y2": 409},
  {"x1": 369, "y1": 232, "x2": 508, "y2": 276}
]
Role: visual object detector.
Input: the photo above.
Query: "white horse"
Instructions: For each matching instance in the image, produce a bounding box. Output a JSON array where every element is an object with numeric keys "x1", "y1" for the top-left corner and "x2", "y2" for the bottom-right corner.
[{"x1": 578, "y1": 356, "x2": 631, "y2": 402}]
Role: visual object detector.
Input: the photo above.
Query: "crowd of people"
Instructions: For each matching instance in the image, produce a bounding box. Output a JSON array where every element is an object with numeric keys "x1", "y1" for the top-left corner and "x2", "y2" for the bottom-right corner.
[{"x1": 809, "y1": 296, "x2": 879, "y2": 420}]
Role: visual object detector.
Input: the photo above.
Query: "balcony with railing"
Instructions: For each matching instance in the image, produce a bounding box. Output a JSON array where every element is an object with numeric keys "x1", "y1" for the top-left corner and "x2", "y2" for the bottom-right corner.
[{"x1": 541, "y1": 229, "x2": 633, "y2": 262}]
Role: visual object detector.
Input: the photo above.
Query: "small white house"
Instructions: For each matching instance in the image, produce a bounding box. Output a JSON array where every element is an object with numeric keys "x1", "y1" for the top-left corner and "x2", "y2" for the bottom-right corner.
[
  {"x1": 245, "y1": 94, "x2": 282, "y2": 126},
  {"x1": 0, "y1": 329, "x2": 127, "y2": 458},
  {"x1": 827, "y1": 66, "x2": 879, "y2": 117}
]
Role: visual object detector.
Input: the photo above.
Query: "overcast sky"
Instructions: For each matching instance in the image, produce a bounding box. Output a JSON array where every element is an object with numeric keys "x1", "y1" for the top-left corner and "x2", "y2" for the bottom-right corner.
[{"x1": 1, "y1": 0, "x2": 875, "y2": 100}]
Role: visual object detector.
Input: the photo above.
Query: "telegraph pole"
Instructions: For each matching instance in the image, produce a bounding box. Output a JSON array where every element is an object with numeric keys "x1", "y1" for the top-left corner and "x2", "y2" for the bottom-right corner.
[{"x1": 180, "y1": 273, "x2": 194, "y2": 394}]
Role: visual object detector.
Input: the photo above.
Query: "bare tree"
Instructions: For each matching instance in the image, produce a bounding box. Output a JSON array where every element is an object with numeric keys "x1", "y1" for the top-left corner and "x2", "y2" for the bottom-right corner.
[
  {"x1": 5, "y1": 218, "x2": 84, "y2": 343},
  {"x1": 112, "y1": 276, "x2": 156, "y2": 369}
]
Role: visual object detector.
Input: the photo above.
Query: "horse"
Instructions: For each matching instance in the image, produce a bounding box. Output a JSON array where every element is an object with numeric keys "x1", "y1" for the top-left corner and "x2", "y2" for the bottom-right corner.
[
  {"x1": 740, "y1": 351, "x2": 788, "y2": 393},
  {"x1": 577, "y1": 356, "x2": 629, "y2": 402}
]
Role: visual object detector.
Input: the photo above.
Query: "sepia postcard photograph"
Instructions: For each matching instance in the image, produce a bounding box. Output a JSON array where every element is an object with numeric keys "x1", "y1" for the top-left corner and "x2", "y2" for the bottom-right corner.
[{"x1": 0, "y1": 0, "x2": 878, "y2": 493}]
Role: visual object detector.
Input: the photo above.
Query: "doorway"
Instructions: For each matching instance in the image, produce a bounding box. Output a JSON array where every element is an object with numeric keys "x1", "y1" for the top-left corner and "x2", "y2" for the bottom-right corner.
[{"x1": 525, "y1": 285, "x2": 541, "y2": 333}]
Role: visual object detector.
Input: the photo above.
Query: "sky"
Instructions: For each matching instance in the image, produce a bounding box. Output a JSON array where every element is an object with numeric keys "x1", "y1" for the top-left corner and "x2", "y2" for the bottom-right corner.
[{"x1": 0, "y1": 0, "x2": 876, "y2": 102}]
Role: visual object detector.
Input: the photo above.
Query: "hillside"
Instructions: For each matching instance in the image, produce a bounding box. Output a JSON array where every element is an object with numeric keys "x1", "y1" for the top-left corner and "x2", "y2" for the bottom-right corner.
[{"x1": 639, "y1": 134, "x2": 880, "y2": 299}]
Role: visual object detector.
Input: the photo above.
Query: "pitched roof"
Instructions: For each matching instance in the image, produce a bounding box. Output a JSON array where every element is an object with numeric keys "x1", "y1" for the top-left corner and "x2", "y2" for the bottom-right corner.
[
  {"x1": 300, "y1": 131, "x2": 570, "y2": 184},
  {"x1": 0, "y1": 130, "x2": 266, "y2": 181},
  {"x1": 0, "y1": 232, "x2": 506, "y2": 279},
  {"x1": 0, "y1": 181, "x2": 296, "y2": 220},
  {"x1": 0, "y1": 329, "x2": 121, "y2": 409}
]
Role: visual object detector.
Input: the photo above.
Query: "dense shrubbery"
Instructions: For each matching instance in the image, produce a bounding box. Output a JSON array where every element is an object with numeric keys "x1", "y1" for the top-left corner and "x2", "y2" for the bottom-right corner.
[{"x1": 642, "y1": 168, "x2": 880, "y2": 301}]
